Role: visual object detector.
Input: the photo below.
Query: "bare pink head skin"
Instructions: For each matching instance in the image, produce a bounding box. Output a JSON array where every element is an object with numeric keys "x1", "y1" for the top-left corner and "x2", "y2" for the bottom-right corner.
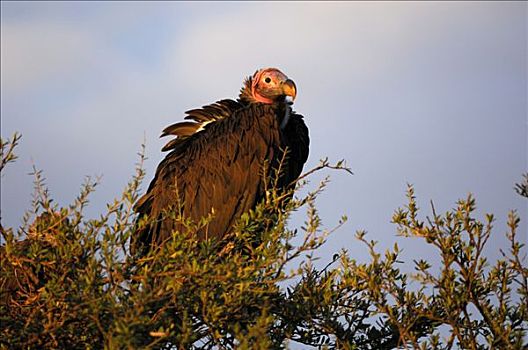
[{"x1": 250, "y1": 68, "x2": 297, "y2": 104}]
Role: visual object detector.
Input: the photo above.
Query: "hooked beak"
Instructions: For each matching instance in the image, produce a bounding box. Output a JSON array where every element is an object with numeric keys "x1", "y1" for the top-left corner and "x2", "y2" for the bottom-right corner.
[{"x1": 281, "y1": 79, "x2": 297, "y2": 101}]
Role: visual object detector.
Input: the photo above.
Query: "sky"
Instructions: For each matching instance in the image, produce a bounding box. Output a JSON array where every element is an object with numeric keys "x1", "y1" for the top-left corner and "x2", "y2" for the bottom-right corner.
[{"x1": 1, "y1": 1, "x2": 527, "y2": 270}]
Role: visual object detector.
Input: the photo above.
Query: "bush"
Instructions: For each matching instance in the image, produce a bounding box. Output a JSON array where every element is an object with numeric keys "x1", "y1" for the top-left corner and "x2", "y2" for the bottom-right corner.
[{"x1": 1, "y1": 133, "x2": 526, "y2": 349}]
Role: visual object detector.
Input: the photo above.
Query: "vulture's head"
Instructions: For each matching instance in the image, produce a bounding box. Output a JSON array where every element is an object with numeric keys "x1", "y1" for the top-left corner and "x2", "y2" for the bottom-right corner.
[{"x1": 240, "y1": 68, "x2": 297, "y2": 105}]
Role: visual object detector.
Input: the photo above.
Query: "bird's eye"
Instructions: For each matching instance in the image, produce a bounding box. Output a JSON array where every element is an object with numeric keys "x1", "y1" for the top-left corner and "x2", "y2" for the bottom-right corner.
[{"x1": 264, "y1": 77, "x2": 272, "y2": 83}]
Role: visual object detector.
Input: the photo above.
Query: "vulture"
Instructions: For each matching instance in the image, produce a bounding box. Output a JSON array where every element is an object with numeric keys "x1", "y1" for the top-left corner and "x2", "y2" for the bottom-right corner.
[{"x1": 132, "y1": 68, "x2": 309, "y2": 254}]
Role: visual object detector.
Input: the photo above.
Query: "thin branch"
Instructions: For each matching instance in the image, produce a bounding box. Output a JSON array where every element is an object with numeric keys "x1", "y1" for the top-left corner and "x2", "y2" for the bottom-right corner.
[{"x1": 293, "y1": 158, "x2": 353, "y2": 186}]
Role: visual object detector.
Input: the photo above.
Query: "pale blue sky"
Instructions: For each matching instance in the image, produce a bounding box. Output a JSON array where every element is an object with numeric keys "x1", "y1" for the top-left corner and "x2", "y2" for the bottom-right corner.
[{"x1": 1, "y1": 2, "x2": 526, "y2": 267}]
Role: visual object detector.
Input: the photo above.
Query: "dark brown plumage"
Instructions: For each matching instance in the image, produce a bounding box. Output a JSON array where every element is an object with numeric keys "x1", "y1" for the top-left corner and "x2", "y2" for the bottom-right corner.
[{"x1": 132, "y1": 68, "x2": 309, "y2": 254}]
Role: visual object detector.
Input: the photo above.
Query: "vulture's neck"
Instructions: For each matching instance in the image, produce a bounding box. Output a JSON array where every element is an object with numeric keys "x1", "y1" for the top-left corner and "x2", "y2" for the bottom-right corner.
[{"x1": 238, "y1": 77, "x2": 292, "y2": 130}]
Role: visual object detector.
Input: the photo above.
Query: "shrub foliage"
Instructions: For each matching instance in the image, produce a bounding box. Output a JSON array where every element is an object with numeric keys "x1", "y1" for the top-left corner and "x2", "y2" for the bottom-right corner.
[{"x1": 1, "y1": 133, "x2": 527, "y2": 349}]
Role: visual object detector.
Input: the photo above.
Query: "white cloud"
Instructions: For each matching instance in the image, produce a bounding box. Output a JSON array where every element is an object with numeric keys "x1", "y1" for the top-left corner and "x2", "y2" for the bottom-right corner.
[
  {"x1": 166, "y1": 3, "x2": 425, "y2": 94},
  {"x1": 1, "y1": 20, "x2": 100, "y2": 92}
]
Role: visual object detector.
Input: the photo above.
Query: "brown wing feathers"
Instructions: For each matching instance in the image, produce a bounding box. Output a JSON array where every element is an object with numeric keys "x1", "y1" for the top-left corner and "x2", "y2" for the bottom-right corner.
[
  {"x1": 184, "y1": 99, "x2": 241, "y2": 123},
  {"x1": 160, "y1": 99, "x2": 242, "y2": 152},
  {"x1": 161, "y1": 121, "x2": 200, "y2": 137}
]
